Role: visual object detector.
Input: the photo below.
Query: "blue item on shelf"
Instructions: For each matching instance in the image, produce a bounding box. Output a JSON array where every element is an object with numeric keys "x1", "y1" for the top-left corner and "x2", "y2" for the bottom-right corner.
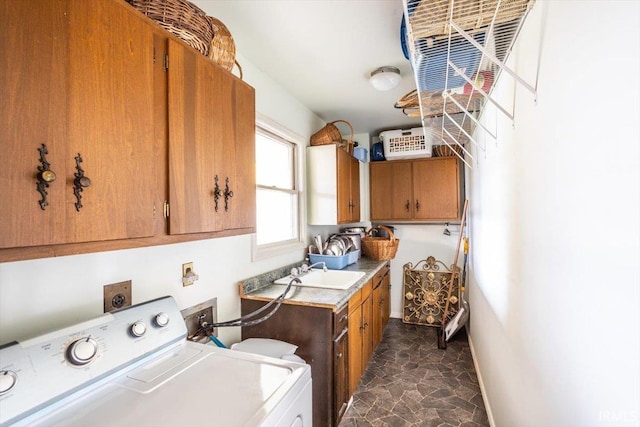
[
  {"x1": 400, "y1": 15, "x2": 409, "y2": 60},
  {"x1": 353, "y1": 146, "x2": 368, "y2": 162},
  {"x1": 370, "y1": 142, "x2": 385, "y2": 161},
  {"x1": 416, "y1": 32, "x2": 486, "y2": 92},
  {"x1": 400, "y1": 0, "x2": 423, "y2": 61}
]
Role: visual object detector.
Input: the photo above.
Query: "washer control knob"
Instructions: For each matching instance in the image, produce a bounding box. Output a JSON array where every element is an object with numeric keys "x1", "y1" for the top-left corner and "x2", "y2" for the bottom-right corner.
[
  {"x1": 130, "y1": 321, "x2": 147, "y2": 337},
  {"x1": 154, "y1": 312, "x2": 170, "y2": 327},
  {"x1": 66, "y1": 337, "x2": 98, "y2": 366},
  {"x1": 0, "y1": 370, "x2": 17, "y2": 395}
]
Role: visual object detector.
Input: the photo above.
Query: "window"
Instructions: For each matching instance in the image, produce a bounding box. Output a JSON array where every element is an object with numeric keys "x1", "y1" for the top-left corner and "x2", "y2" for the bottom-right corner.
[{"x1": 253, "y1": 115, "x2": 305, "y2": 259}]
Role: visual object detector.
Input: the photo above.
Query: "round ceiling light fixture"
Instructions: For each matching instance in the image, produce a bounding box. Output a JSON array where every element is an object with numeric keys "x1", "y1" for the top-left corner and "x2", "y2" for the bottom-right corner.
[{"x1": 369, "y1": 66, "x2": 401, "y2": 91}]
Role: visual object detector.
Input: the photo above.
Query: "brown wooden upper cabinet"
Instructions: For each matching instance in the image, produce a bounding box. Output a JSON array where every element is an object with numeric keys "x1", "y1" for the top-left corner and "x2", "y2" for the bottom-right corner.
[
  {"x1": 0, "y1": 0, "x2": 256, "y2": 257},
  {"x1": 370, "y1": 157, "x2": 462, "y2": 222},
  {"x1": 167, "y1": 39, "x2": 255, "y2": 235},
  {"x1": 0, "y1": 0, "x2": 157, "y2": 249},
  {"x1": 308, "y1": 145, "x2": 360, "y2": 225}
]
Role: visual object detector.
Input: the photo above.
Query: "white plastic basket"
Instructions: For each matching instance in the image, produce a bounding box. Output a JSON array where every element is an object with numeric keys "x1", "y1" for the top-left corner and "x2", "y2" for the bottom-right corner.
[{"x1": 380, "y1": 127, "x2": 433, "y2": 160}]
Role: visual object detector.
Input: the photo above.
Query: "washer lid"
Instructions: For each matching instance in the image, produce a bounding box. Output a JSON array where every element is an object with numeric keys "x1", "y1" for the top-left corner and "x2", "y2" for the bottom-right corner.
[{"x1": 25, "y1": 343, "x2": 310, "y2": 427}]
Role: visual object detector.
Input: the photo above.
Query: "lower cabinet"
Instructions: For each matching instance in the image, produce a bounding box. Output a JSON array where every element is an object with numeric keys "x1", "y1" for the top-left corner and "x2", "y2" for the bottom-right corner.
[
  {"x1": 240, "y1": 300, "x2": 338, "y2": 427},
  {"x1": 348, "y1": 261, "x2": 390, "y2": 396},
  {"x1": 240, "y1": 263, "x2": 391, "y2": 427},
  {"x1": 372, "y1": 261, "x2": 391, "y2": 348},
  {"x1": 347, "y1": 279, "x2": 373, "y2": 396},
  {"x1": 333, "y1": 312, "x2": 349, "y2": 425}
]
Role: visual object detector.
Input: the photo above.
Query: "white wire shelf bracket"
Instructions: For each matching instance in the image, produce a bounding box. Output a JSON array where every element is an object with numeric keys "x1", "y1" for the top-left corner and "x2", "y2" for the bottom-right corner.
[
  {"x1": 402, "y1": 0, "x2": 537, "y2": 168},
  {"x1": 449, "y1": 20, "x2": 537, "y2": 97},
  {"x1": 443, "y1": 92, "x2": 496, "y2": 140}
]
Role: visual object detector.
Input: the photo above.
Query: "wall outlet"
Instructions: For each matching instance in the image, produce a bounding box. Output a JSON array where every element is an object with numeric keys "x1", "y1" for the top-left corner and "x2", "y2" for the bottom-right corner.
[
  {"x1": 103, "y1": 280, "x2": 132, "y2": 313},
  {"x1": 180, "y1": 297, "x2": 217, "y2": 343},
  {"x1": 182, "y1": 262, "x2": 194, "y2": 277}
]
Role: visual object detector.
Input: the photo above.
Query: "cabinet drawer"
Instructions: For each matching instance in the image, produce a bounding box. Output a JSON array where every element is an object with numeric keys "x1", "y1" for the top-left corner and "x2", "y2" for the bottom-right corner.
[
  {"x1": 374, "y1": 262, "x2": 390, "y2": 289},
  {"x1": 361, "y1": 279, "x2": 373, "y2": 300},
  {"x1": 334, "y1": 304, "x2": 349, "y2": 337},
  {"x1": 348, "y1": 289, "x2": 362, "y2": 312}
]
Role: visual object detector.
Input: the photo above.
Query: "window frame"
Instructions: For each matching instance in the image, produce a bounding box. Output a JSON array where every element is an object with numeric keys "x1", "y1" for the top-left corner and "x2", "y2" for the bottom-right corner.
[{"x1": 252, "y1": 113, "x2": 306, "y2": 261}]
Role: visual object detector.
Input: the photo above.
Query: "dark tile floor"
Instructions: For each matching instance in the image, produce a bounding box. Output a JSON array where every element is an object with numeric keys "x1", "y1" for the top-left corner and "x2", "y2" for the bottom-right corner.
[{"x1": 339, "y1": 319, "x2": 489, "y2": 427}]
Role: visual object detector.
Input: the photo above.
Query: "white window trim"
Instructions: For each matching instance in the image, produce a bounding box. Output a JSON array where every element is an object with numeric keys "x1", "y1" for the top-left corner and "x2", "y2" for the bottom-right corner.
[{"x1": 252, "y1": 113, "x2": 306, "y2": 261}]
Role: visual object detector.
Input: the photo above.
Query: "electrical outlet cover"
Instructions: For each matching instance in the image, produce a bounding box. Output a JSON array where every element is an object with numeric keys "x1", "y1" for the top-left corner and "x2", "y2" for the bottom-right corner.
[{"x1": 103, "y1": 280, "x2": 132, "y2": 313}]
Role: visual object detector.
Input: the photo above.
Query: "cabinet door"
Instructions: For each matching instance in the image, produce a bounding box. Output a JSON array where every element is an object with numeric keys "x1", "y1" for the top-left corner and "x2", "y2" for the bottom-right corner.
[
  {"x1": 412, "y1": 157, "x2": 460, "y2": 220},
  {"x1": 0, "y1": 0, "x2": 156, "y2": 248},
  {"x1": 168, "y1": 40, "x2": 256, "y2": 234},
  {"x1": 336, "y1": 147, "x2": 351, "y2": 224},
  {"x1": 333, "y1": 328, "x2": 349, "y2": 425},
  {"x1": 349, "y1": 155, "x2": 360, "y2": 222},
  {"x1": 167, "y1": 39, "x2": 220, "y2": 234},
  {"x1": 66, "y1": 0, "x2": 156, "y2": 243},
  {"x1": 370, "y1": 161, "x2": 413, "y2": 220},
  {"x1": 372, "y1": 283, "x2": 383, "y2": 349},
  {"x1": 362, "y1": 293, "x2": 374, "y2": 365},
  {"x1": 0, "y1": 0, "x2": 69, "y2": 248},
  {"x1": 382, "y1": 264, "x2": 391, "y2": 329},
  {"x1": 347, "y1": 302, "x2": 363, "y2": 396},
  {"x1": 221, "y1": 77, "x2": 255, "y2": 230}
]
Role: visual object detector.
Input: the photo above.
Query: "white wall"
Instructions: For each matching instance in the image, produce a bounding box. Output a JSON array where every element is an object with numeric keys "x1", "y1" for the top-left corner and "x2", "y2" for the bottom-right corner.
[
  {"x1": 0, "y1": 53, "x2": 324, "y2": 347},
  {"x1": 466, "y1": 1, "x2": 640, "y2": 425}
]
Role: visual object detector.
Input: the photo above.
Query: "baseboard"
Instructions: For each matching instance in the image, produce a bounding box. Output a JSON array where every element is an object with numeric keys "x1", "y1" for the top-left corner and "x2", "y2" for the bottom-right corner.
[{"x1": 467, "y1": 331, "x2": 496, "y2": 427}]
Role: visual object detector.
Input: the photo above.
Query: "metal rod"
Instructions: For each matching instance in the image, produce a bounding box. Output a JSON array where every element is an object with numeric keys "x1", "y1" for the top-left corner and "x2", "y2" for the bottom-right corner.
[
  {"x1": 448, "y1": 60, "x2": 514, "y2": 121},
  {"x1": 442, "y1": 112, "x2": 479, "y2": 157},
  {"x1": 402, "y1": 1, "x2": 429, "y2": 125},
  {"x1": 450, "y1": 20, "x2": 537, "y2": 96},
  {"x1": 443, "y1": 92, "x2": 497, "y2": 140},
  {"x1": 440, "y1": 127, "x2": 472, "y2": 168}
]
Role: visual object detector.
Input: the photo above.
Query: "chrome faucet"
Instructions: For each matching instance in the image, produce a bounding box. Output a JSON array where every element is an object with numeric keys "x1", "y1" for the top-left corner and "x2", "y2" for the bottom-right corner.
[
  {"x1": 306, "y1": 261, "x2": 328, "y2": 272},
  {"x1": 290, "y1": 261, "x2": 328, "y2": 277}
]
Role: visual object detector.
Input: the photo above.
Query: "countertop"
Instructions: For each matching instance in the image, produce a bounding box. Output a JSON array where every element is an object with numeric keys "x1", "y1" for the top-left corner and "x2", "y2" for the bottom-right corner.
[{"x1": 239, "y1": 257, "x2": 388, "y2": 311}]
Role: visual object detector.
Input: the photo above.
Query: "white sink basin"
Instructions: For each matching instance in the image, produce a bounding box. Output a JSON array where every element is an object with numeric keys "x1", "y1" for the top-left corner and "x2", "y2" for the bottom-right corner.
[{"x1": 274, "y1": 269, "x2": 365, "y2": 290}]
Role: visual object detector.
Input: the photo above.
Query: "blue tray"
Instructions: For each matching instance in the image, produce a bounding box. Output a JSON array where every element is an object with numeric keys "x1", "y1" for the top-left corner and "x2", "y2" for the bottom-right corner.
[{"x1": 309, "y1": 250, "x2": 360, "y2": 270}]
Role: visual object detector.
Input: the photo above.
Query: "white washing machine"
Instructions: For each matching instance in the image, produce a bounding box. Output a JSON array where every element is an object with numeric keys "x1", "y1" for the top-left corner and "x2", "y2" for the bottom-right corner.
[{"x1": 0, "y1": 296, "x2": 312, "y2": 427}]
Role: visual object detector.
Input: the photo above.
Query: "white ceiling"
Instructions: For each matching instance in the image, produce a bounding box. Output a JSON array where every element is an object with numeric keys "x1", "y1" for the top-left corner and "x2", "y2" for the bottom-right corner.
[{"x1": 193, "y1": 0, "x2": 421, "y2": 136}]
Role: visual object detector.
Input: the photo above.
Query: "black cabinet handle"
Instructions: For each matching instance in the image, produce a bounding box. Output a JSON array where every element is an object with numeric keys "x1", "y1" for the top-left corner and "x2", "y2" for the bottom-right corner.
[
  {"x1": 405, "y1": 200, "x2": 410, "y2": 211},
  {"x1": 213, "y1": 175, "x2": 222, "y2": 212},
  {"x1": 415, "y1": 200, "x2": 420, "y2": 212},
  {"x1": 73, "y1": 153, "x2": 91, "y2": 212},
  {"x1": 36, "y1": 144, "x2": 56, "y2": 210},
  {"x1": 224, "y1": 177, "x2": 234, "y2": 211}
]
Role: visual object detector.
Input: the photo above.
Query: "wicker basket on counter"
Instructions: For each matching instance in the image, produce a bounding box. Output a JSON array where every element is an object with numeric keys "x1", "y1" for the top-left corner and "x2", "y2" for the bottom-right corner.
[
  {"x1": 362, "y1": 225, "x2": 399, "y2": 260},
  {"x1": 127, "y1": 0, "x2": 213, "y2": 56}
]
